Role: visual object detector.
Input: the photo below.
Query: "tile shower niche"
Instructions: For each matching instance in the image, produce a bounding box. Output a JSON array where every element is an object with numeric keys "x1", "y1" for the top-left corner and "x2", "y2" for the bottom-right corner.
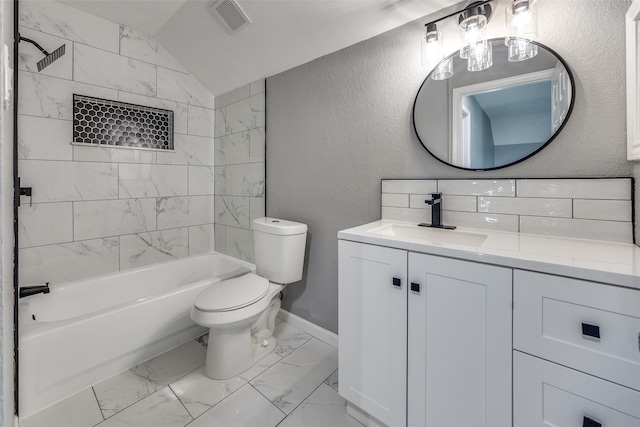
[{"x1": 73, "y1": 94, "x2": 174, "y2": 151}]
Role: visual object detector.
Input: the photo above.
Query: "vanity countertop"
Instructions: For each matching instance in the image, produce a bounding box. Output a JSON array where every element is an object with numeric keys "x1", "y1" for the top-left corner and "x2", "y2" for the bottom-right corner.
[{"x1": 338, "y1": 220, "x2": 640, "y2": 290}]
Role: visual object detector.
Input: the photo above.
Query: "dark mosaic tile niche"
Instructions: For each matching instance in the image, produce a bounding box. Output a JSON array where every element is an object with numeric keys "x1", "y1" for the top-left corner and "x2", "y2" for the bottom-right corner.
[{"x1": 73, "y1": 94, "x2": 174, "y2": 150}]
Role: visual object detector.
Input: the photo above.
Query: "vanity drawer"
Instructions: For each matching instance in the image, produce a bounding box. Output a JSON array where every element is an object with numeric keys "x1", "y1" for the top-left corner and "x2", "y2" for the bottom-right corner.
[
  {"x1": 514, "y1": 351, "x2": 640, "y2": 427},
  {"x1": 513, "y1": 270, "x2": 640, "y2": 391}
]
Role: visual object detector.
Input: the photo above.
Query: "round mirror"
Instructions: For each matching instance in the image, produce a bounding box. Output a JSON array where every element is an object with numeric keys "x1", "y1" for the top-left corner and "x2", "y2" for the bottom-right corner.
[{"x1": 413, "y1": 39, "x2": 575, "y2": 171}]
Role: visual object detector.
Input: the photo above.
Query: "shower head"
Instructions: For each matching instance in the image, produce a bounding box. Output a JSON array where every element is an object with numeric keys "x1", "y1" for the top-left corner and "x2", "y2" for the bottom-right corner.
[{"x1": 19, "y1": 35, "x2": 66, "y2": 72}]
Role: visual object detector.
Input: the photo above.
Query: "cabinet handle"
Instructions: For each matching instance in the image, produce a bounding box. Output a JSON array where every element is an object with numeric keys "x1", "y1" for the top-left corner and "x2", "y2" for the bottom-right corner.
[
  {"x1": 410, "y1": 282, "x2": 420, "y2": 293},
  {"x1": 583, "y1": 416, "x2": 601, "y2": 427},
  {"x1": 392, "y1": 277, "x2": 401, "y2": 288},
  {"x1": 582, "y1": 323, "x2": 600, "y2": 340}
]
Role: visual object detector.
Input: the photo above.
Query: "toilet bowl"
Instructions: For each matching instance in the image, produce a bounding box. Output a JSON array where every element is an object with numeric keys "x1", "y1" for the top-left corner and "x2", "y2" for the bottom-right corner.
[{"x1": 191, "y1": 217, "x2": 307, "y2": 380}]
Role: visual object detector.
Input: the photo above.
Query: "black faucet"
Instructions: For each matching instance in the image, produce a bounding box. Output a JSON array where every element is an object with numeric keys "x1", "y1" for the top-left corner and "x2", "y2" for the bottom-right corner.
[
  {"x1": 419, "y1": 193, "x2": 456, "y2": 230},
  {"x1": 19, "y1": 282, "x2": 50, "y2": 298}
]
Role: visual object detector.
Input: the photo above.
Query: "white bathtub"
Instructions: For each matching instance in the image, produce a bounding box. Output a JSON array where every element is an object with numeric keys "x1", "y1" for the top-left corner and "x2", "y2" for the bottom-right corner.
[{"x1": 18, "y1": 252, "x2": 254, "y2": 418}]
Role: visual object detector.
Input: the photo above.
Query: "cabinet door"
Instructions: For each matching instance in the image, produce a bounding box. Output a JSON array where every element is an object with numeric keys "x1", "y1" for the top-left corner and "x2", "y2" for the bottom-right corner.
[
  {"x1": 338, "y1": 240, "x2": 407, "y2": 427},
  {"x1": 408, "y1": 253, "x2": 512, "y2": 427},
  {"x1": 514, "y1": 351, "x2": 640, "y2": 426}
]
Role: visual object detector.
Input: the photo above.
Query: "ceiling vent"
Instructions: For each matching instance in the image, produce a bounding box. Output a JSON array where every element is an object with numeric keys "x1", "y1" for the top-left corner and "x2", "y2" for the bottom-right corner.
[{"x1": 209, "y1": 0, "x2": 252, "y2": 33}]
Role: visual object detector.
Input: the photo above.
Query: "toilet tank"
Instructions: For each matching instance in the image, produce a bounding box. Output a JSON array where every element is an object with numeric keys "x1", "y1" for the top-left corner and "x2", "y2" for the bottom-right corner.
[{"x1": 252, "y1": 217, "x2": 307, "y2": 284}]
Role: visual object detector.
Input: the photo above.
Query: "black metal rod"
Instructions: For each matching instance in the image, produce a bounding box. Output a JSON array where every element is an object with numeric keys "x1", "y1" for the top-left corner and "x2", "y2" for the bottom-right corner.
[
  {"x1": 18, "y1": 35, "x2": 49, "y2": 56},
  {"x1": 13, "y1": 0, "x2": 20, "y2": 416},
  {"x1": 424, "y1": 0, "x2": 493, "y2": 27}
]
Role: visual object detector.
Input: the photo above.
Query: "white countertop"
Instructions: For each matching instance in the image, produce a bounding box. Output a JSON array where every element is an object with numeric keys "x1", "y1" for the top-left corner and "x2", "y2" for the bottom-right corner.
[{"x1": 338, "y1": 220, "x2": 640, "y2": 290}]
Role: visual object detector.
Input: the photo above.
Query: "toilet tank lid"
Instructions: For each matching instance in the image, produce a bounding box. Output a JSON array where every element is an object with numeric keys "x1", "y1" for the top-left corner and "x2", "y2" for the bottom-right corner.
[{"x1": 252, "y1": 217, "x2": 307, "y2": 235}]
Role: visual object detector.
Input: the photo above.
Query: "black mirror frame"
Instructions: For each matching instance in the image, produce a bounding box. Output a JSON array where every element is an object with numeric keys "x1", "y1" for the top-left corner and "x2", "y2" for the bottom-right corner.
[{"x1": 412, "y1": 39, "x2": 576, "y2": 171}]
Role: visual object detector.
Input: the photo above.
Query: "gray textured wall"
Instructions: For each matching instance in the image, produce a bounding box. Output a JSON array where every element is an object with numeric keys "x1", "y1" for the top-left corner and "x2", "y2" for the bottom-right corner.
[{"x1": 266, "y1": 0, "x2": 632, "y2": 333}]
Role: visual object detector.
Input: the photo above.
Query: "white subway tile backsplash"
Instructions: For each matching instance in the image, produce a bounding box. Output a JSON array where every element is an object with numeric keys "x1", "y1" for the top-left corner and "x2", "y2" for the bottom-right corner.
[
  {"x1": 215, "y1": 109, "x2": 225, "y2": 137},
  {"x1": 19, "y1": 238, "x2": 119, "y2": 286},
  {"x1": 19, "y1": 72, "x2": 118, "y2": 120},
  {"x1": 225, "y1": 94, "x2": 266, "y2": 134},
  {"x1": 117, "y1": 92, "x2": 188, "y2": 135},
  {"x1": 18, "y1": 202, "x2": 72, "y2": 248},
  {"x1": 573, "y1": 199, "x2": 633, "y2": 222},
  {"x1": 442, "y1": 195, "x2": 477, "y2": 212},
  {"x1": 382, "y1": 193, "x2": 409, "y2": 208},
  {"x1": 214, "y1": 84, "x2": 251, "y2": 109},
  {"x1": 442, "y1": 211, "x2": 520, "y2": 232},
  {"x1": 18, "y1": 115, "x2": 73, "y2": 161},
  {"x1": 214, "y1": 224, "x2": 226, "y2": 254},
  {"x1": 381, "y1": 207, "x2": 431, "y2": 223},
  {"x1": 119, "y1": 26, "x2": 187, "y2": 73},
  {"x1": 439, "y1": 179, "x2": 516, "y2": 197},
  {"x1": 188, "y1": 106, "x2": 215, "y2": 137},
  {"x1": 478, "y1": 197, "x2": 572, "y2": 218},
  {"x1": 520, "y1": 216, "x2": 633, "y2": 243},
  {"x1": 214, "y1": 167, "x2": 226, "y2": 195},
  {"x1": 157, "y1": 68, "x2": 214, "y2": 108},
  {"x1": 226, "y1": 163, "x2": 265, "y2": 197},
  {"x1": 119, "y1": 164, "x2": 188, "y2": 198},
  {"x1": 74, "y1": 44, "x2": 157, "y2": 96},
  {"x1": 188, "y1": 166, "x2": 216, "y2": 196},
  {"x1": 157, "y1": 195, "x2": 215, "y2": 229},
  {"x1": 157, "y1": 134, "x2": 215, "y2": 166},
  {"x1": 74, "y1": 198, "x2": 156, "y2": 240},
  {"x1": 215, "y1": 196, "x2": 250, "y2": 229},
  {"x1": 18, "y1": 27, "x2": 72, "y2": 80},
  {"x1": 120, "y1": 228, "x2": 189, "y2": 270},
  {"x1": 215, "y1": 132, "x2": 250, "y2": 166},
  {"x1": 516, "y1": 179, "x2": 631, "y2": 200},
  {"x1": 381, "y1": 180, "x2": 437, "y2": 194},
  {"x1": 20, "y1": 160, "x2": 118, "y2": 202},
  {"x1": 189, "y1": 224, "x2": 216, "y2": 256},
  {"x1": 19, "y1": 0, "x2": 119, "y2": 53}
]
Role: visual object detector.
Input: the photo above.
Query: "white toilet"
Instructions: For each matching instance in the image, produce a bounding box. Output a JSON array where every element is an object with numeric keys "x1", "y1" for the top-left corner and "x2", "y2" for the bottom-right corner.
[{"x1": 190, "y1": 217, "x2": 307, "y2": 380}]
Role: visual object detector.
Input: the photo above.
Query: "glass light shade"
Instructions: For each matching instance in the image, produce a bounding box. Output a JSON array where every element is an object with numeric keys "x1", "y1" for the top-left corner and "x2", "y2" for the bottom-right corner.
[
  {"x1": 431, "y1": 57, "x2": 453, "y2": 80},
  {"x1": 505, "y1": 0, "x2": 538, "y2": 44},
  {"x1": 467, "y1": 40, "x2": 493, "y2": 72},
  {"x1": 507, "y1": 38, "x2": 538, "y2": 61},
  {"x1": 459, "y1": 13, "x2": 487, "y2": 59},
  {"x1": 421, "y1": 26, "x2": 444, "y2": 67}
]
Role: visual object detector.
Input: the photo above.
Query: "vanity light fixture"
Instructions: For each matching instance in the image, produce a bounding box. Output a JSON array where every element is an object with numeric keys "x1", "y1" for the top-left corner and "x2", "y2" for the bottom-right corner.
[
  {"x1": 505, "y1": 0, "x2": 538, "y2": 61},
  {"x1": 421, "y1": 0, "x2": 539, "y2": 79}
]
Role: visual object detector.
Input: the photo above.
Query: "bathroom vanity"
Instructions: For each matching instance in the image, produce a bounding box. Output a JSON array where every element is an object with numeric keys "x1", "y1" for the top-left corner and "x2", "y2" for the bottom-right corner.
[{"x1": 337, "y1": 220, "x2": 640, "y2": 427}]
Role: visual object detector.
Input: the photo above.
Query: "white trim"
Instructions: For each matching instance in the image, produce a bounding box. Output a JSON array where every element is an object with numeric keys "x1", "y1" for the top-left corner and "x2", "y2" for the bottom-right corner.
[
  {"x1": 277, "y1": 309, "x2": 338, "y2": 349},
  {"x1": 627, "y1": 0, "x2": 640, "y2": 160}
]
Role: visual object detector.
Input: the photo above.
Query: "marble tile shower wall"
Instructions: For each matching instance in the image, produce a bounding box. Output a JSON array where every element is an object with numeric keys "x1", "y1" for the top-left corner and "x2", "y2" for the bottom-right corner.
[
  {"x1": 17, "y1": 0, "x2": 216, "y2": 285},
  {"x1": 382, "y1": 178, "x2": 633, "y2": 243},
  {"x1": 213, "y1": 82, "x2": 266, "y2": 263}
]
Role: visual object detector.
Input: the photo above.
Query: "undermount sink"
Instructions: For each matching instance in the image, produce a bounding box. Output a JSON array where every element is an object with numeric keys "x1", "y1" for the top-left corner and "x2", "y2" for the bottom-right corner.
[{"x1": 368, "y1": 223, "x2": 488, "y2": 247}]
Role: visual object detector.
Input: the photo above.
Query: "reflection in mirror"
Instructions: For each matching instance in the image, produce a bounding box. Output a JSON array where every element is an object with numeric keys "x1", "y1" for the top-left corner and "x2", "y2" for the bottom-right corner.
[{"x1": 413, "y1": 39, "x2": 574, "y2": 170}]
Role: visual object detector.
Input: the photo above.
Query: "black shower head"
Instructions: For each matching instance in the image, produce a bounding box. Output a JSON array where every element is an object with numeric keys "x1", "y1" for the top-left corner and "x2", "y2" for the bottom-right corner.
[{"x1": 19, "y1": 35, "x2": 66, "y2": 72}]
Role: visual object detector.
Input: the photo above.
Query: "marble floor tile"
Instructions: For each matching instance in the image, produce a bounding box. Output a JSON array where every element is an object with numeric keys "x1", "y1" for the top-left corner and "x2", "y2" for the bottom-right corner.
[
  {"x1": 325, "y1": 369, "x2": 339, "y2": 392},
  {"x1": 94, "y1": 340, "x2": 205, "y2": 418},
  {"x1": 186, "y1": 384, "x2": 284, "y2": 427},
  {"x1": 277, "y1": 383, "x2": 364, "y2": 427},
  {"x1": 238, "y1": 352, "x2": 282, "y2": 382},
  {"x1": 273, "y1": 322, "x2": 312, "y2": 357},
  {"x1": 250, "y1": 338, "x2": 339, "y2": 414},
  {"x1": 20, "y1": 388, "x2": 103, "y2": 427},
  {"x1": 95, "y1": 387, "x2": 192, "y2": 427},
  {"x1": 170, "y1": 367, "x2": 246, "y2": 418}
]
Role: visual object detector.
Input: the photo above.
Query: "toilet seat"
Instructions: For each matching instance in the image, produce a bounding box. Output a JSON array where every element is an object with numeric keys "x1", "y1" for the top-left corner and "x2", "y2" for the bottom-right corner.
[{"x1": 195, "y1": 273, "x2": 269, "y2": 312}]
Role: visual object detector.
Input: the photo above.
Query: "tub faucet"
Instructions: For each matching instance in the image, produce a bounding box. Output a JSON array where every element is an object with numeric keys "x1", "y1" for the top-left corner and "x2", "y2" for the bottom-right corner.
[
  {"x1": 419, "y1": 193, "x2": 456, "y2": 230},
  {"x1": 19, "y1": 282, "x2": 50, "y2": 298}
]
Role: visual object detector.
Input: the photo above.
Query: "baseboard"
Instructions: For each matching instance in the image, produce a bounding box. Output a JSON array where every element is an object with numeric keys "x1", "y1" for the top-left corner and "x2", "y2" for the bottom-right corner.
[{"x1": 277, "y1": 309, "x2": 338, "y2": 349}]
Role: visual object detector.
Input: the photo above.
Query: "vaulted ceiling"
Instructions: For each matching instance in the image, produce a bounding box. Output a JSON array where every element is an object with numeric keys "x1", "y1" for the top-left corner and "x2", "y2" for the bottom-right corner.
[{"x1": 61, "y1": 0, "x2": 460, "y2": 95}]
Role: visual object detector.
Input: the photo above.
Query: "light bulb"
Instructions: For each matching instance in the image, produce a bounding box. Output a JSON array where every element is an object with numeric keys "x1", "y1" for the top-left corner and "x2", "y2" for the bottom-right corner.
[{"x1": 505, "y1": 0, "x2": 538, "y2": 61}]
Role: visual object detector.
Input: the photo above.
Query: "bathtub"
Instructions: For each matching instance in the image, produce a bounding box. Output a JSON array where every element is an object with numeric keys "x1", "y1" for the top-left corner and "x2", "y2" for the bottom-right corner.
[{"x1": 19, "y1": 252, "x2": 254, "y2": 418}]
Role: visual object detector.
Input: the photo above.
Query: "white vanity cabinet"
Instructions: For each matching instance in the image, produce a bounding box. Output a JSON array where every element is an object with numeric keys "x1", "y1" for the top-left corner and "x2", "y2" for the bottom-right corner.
[
  {"x1": 513, "y1": 271, "x2": 640, "y2": 426},
  {"x1": 338, "y1": 240, "x2": 512, "y2": 427}
]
